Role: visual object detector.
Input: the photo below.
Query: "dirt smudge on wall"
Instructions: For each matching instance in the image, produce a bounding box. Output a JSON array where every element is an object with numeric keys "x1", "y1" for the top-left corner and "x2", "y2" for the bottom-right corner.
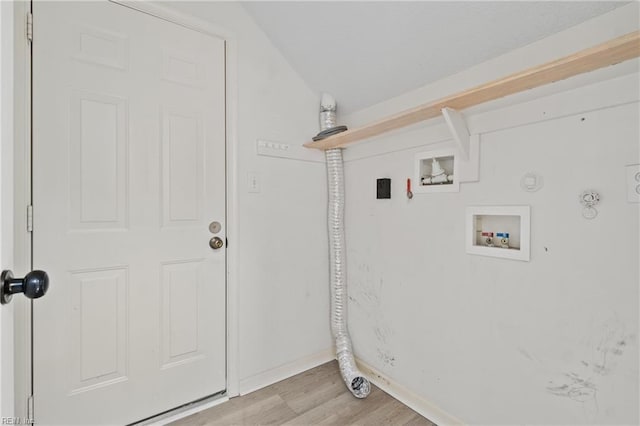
[
  {"x1": 591, "y1": 315, "x2": 634, "y2": 377},
  {"x1": 377, "y1": 348, "x2": 396, "y2": 367},
  {"x1": 547, "y1": 373, "x2": 597, "y2": 402},
  {"x1": 545, "y1": 313, "x2": 636, "y2": 422},
  {"x1": 350, "y1": 263, "x2": 396, "y2": 370}
]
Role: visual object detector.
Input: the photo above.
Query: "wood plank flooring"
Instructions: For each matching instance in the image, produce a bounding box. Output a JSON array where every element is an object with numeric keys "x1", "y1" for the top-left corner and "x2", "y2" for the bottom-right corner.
[{"x1": 171, "y1": 361, "x2": 435, "y2": 426}]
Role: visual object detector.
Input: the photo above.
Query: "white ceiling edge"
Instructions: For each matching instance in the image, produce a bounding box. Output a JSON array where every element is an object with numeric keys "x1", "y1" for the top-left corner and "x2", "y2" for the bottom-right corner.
[
  {"x1": 343, "y1": 2, "x2": 640, "y2": 128},
  {"x1": 242, "y1": 1, "x2": 629, "y2": 116}
]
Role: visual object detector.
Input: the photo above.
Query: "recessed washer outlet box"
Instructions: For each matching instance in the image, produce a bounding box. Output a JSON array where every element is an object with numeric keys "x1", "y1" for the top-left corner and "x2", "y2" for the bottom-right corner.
[
  {"x1": 466, "y1": 205, "x2": 531, "y2": 261},
  {"x1": 414, "y1": 148, "x2": 460, "y2": 193}
]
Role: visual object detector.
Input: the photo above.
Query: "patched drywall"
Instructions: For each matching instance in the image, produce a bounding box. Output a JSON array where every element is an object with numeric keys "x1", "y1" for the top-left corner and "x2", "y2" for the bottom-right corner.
[
  {"x1": 163, "y1": 2, "x2": 332, "y2": 388},
  {"x1": 341, "y1": 5, "x2": 639, "y2": 425}
]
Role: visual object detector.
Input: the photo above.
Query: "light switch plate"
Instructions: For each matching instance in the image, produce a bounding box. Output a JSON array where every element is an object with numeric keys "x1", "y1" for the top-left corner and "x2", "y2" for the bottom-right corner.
[{"x1": 626, "y1": 164, "x2": 640, "y2": 203}]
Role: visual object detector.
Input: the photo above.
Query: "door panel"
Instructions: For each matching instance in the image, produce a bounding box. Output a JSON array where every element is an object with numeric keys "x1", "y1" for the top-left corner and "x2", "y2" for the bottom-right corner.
[
  {"x1": 69, "y1": 267, "x2": 128, "y2": 394},
  {"x1": 162, "y1": 108, "x2": 204, "y2": 225},
  {"x1": 70, "y1": 91, "x2": 128, "y2": 229},
  {"x1": 32, "y1": 2, "x2": 226, "y2": 424}
]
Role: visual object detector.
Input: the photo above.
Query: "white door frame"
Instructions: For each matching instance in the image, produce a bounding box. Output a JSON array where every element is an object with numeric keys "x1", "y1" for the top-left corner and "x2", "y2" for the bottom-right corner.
[
  {"x1": 0, "y1": 0, "x2": 17, "y2": 418},
  {"x1": 9, "y1": 0, "x2": 33, "y2": 419},
  {"x1": 11, "y1": 0, "x2": 240, "y2": 418}
]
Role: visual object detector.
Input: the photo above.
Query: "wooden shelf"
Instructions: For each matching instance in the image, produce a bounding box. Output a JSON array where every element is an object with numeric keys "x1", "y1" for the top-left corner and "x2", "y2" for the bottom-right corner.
[{"x1": 304, "y1": 31, "x2": 640, "y2": 150}]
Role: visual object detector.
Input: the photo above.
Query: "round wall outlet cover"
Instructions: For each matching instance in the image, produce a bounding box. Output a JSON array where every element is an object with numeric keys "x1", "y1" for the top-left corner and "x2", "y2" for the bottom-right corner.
[{"x1": 520, "y1": 172, "x2": 543, "y2": 192}]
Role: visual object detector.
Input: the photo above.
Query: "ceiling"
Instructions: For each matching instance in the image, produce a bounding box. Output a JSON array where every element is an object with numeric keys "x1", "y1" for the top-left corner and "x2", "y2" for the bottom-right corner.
[{"x1": 241, "y1": 1, "x2": 627, "y2": 115}]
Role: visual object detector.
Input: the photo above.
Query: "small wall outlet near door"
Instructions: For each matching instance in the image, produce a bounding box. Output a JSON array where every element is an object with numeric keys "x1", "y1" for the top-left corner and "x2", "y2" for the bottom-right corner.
[{"x1": 466, "y1": 205, "x2": 531, "y2": 261}]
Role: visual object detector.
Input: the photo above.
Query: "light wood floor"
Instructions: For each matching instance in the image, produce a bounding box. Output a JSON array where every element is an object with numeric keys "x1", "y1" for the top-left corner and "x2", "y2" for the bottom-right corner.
[{"x1": 171, "y1": 361, "x2": 435, "y2": 426}]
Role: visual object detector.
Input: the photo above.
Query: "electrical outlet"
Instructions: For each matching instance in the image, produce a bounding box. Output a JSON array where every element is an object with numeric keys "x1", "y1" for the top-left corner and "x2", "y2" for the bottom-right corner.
[
  {"x1": 626, "y1": 164, "x2": 640, "y2": 203},
  {"x1": 247, "y1": 173, "x2": 261, "y2": 193}
]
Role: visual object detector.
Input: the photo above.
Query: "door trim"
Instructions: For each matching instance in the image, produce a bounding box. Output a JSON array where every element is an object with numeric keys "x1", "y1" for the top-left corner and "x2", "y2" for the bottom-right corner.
[
  {"x1": 11, "y1": 0, "x2": 33, "y2": 419},
  {"x1": 13, "y1": 1, "x2": 240, "y2": 419}
]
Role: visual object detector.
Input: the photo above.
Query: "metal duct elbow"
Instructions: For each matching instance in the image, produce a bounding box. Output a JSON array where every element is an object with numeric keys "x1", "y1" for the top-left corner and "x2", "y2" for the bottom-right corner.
[{"x1": 325, "y1": 148, "x2": 371, "y2": 399}]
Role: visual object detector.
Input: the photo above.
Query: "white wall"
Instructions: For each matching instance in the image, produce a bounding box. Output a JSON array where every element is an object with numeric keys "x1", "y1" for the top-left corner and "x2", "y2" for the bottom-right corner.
[
  {"x1": 342, "y1": 5, "x2": 639, "y2": 425},
  {"x1": 162, "y1": 2, "x2": 333, "y2": 391}
]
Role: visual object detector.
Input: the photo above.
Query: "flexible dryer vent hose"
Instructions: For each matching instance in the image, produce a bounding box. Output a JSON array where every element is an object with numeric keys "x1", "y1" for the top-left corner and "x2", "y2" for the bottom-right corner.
[{"x1": 325, "y1": 148, "x2": 371, "y2": 399}]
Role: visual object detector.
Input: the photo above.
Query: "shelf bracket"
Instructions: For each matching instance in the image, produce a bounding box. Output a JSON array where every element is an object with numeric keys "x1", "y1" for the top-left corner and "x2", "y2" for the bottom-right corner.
[
  {"x1": 457, "y1": 134, "x2": 480, "y2": 183},
  {"x1": 441, "y1": 107, "x2": 470, "y2": 160}
]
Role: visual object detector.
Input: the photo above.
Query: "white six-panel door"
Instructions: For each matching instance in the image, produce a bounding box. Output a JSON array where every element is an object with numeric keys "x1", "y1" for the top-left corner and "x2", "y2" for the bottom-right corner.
[{"x1": 32, "y1": 2, "x2": 226, "y2": 424}]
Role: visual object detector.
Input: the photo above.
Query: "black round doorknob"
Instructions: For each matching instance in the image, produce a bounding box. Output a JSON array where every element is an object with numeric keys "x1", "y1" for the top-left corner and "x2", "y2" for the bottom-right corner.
[
  {"x1": 1, "y1": 270, "x2": 50, "y2": 305},
  {"x1": 23, "y1": 270, "x2": 49, "y2": 299}
]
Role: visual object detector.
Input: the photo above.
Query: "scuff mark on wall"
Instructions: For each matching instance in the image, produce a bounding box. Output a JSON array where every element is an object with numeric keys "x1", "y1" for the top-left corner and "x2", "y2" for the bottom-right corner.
[
  {"x1": 590, "y1": 316, "x2": 633, "y2": 377},
  {"x1": 494, "y1": 320, "x2": 543, "y2": 366},
  {"x1": 350, "y1": 264, "x2": 382, "y2": 318},
  {"x1": 350, "y1": 263, "x2": 396, "y2": 370},
  {"x1": 611, "y1": 340, "x2": 626, "y2": 356},
  {"x1": 377, "y1": 348, "x2": 396, "y2": 367},
  {"x1": 547, "y1": 373, "x2": 597, "y2": 402},
  {"x1": 516, "y1": 346, "x2": 540, "y2": 363},
  {"x1": 546, "y1": 372, "x2": 600, "y2": 421},
  {"x1": 358, "y1": 284, "x2": 380, "y2": 307},
  {"x1": 374, "y1": 324, "x2": 392, "y2": 345},
  {"x1": 545, "y1": 313, "x2": 636, "y2": 423}
]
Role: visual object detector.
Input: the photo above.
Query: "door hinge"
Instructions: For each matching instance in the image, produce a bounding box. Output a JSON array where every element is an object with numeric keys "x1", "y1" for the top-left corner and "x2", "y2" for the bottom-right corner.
[
  {"x1": 27, "y1": 205, "x2": 33, "y2": 232},
  {"x1": 27, "y1": 394, "x2": 34, "y2": 423},
  {"x1": 26, "y1": 12, "x2": 33, "y2": 43}
]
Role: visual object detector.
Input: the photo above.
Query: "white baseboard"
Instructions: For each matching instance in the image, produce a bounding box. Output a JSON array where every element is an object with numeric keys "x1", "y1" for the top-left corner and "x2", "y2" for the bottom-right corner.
[
  {"x1": 141, "y1": 394, "x2": 229, "y2": 426},
  {"x1": 239, "y1": 348, "x2": 336, "y2": 396},
  {"x1": 233, "y1": 350, "x2": 463, "y2": 425},
  {"x1": 356, "y1": 357, "x2": 464, "y2": 426}
]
